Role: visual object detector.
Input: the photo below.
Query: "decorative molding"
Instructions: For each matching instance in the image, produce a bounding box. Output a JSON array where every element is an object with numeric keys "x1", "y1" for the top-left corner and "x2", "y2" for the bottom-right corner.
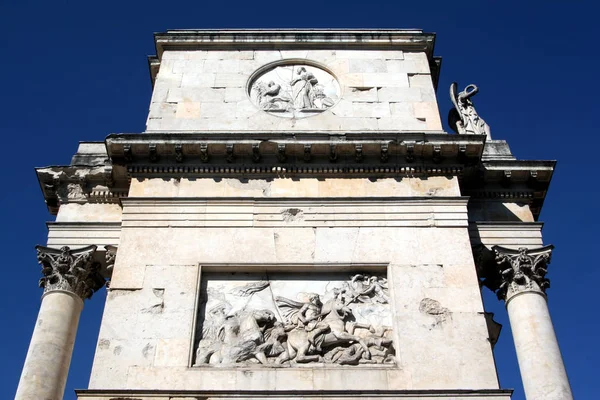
[
  {"x1": 124, "y1": 164, "x2": 464, "y2": 177},
  {"x1": 104, "y1": 245, "x2": 118, "y2": 289},
  {"x1": 478, "y1": 245, "x2": 554, "y2": 302},
  {"x1": 36, "y1": 245, "x2": 105, "y2": 300}
]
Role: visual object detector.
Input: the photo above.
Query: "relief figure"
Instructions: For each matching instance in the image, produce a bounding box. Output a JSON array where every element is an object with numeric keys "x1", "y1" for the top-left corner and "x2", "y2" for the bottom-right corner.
[
  {"x1": 195, "y1": 273, "x2": 395, "y2": 366},
  {"x1": 290, "y1": 67, "x2": 318, "y2": 109}
]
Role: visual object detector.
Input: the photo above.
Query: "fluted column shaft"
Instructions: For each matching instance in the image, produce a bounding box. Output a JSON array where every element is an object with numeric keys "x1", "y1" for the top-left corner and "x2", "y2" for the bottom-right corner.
[
  {"x1": 481, "y1": 245, "x2": 573, "y2": 400},
  {"x1": 15, "y1": 245, "x2": 106, "y2": 400}
]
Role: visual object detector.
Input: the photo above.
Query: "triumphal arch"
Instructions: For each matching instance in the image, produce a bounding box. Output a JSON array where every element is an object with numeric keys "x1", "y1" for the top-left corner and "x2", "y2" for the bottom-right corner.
[{"x1": 16, "y1": 30, "x2": 572, "y2": 400}]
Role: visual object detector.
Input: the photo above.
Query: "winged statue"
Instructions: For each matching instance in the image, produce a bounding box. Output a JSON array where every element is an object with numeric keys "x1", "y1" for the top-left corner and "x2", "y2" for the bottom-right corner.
[{"x1": 448, "y1": 82, "x2": 492, "y2": 139}]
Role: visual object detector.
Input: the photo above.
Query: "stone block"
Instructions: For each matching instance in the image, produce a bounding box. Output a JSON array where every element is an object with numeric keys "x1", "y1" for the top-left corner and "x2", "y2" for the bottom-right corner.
[
  {"x1": 175, "y1": 102, "x2": 201, "y2": 119},
  {"x1": 352, "y1": 102, "x2": 391, "y2": 118},
  {"x1": 172, "y1": 60, "x2": 198, "y2": 74},
  {"x1": 363, "y1": 73, "x2": 409, "y2": 87},
  {"x1": 89, "y1": 338, "x2": 157, "y2": 389},
  {"x1": 150, "y1": 86, "x2": 168, "y2": 103},
  {"x1": 443, "y1": 263, "x2": 480, "y2": 288},
  {"x1": 161, "y1": 51, "x2": 187, "y2": 60},
  {"x1": 199, "y1": 102, "x2": 234, "y2": 118},
  {"x1": 420, "y1": 86, "x2": 437, "y2": 102},
  {"x1": 214, "y1": 73, "x2": 247, "y2": 88},
  {"x1": 330, "y1": 98, "x2": 353, "y2": 117},
  {"x1": 238, "y1": 59, "x2": 262, "y2": 74},
  {"x1": 327, "y1": 58, "x2": 350, "y2": 75},
  {"x1": 377, "y1": 117, "x2": 427, "y2": 131},
  {"x1": 339, "y1": 117, "x2": 378, "y2": 130},
  {"x1": 343, "y1": 86, "x2": 378, "y2": 102},
  {"x1": 184, "y1": 50, "x2": 208, "y2": 60},
  {"x1": 154, "y1": 73, "x2": 183, "y2": 90},
  {"x1": 413, "y1": 101, "x2": 443, "y2": 130},
  {"x1": 110, "y1": 264, "x2": 145, "y2": 290},
  {"x1": 349, "y1": 59, "x2": 387, "y2": 73},
  {"x1": 274, "y1": 369, "x2": 314, "y2": 391},
  {"x1": 207, "y1": 117, "x2": 253, "y2": 130},
  {"x1": 336, "y1": 50, "x2": 388, "y2": 59},
  {"x1": 306, "y1": 50, "x2": 338, "y2": 64},
  {"x1": 153, "y1": 338, "x2": 190, "y2": 367},
  {"x1": 273, "y1": 228, "x2": 317, "y2": 262},
  {"x1": 205, "y1": 50, "x2": 253, "y2": 60},
  {"x1": 314, "y1": 227, "x2": 360, "y2": 262},
  {"x1": 279, "y1": 50, "x2": 309, "y2": 59},
  {"x1": 389, "y1": 102, "x2": 415, "y2": 117},
  {"x1": 247, "y1": 112, "x2": 283, "y2": 130},
  {"x1": 137, "y1": 309, "x2": 195, "y2": 340},
  {"x1": 225, "y1": 87, "x2": 246, "y2": 102},
  {"x1": 254, "y1": 50, "x2": 282, "y2": 63},
  {"x1": 144, "y1": 265, "x2": 199, "y2": 309},
  {"x1": 55, "y1": 203, "x2": 122, "y2": 223},
  {"x1": 339, "y1": 73, "x2": 364, "y2": 86},
  {"x1": 377, "y1": 87, "x2": 422, "y2": 102},
  {"x1": 235, "y1": 100, "x2": 259, "y2": 118},
  {"x1": 181, "y1": 73, "x2": 215, "y2": 88},
  {"x1": 409, "y1": 74, "x2": 434, "y2": 88},
  {"x1": 312, "y1": 369, "x2": 388, "y2": 390},
  {"x1": 202, "y1": 59, "x2": 240, "y2": 73},
  {"x1": 386, "y1": 59, "x2": 430, "y2": 74}
]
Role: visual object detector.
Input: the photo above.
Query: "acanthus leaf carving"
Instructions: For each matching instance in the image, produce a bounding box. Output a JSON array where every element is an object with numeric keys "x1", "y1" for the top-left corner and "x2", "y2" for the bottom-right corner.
[
  {"x1": 484, "y1": 245, "x2": 554, "y2": 301},
  {"x1": 36, "y1": 245, "x2": 105, "y2": 300}
]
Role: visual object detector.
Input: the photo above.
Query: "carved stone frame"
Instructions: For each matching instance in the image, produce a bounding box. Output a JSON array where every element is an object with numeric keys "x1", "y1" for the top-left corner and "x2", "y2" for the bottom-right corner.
[{"x1": 246, "y1": 59, "x2": 343, "y2": 119}]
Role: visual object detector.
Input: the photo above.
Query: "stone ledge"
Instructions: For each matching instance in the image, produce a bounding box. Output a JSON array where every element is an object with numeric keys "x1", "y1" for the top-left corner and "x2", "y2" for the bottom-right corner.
[{"x1": 76, "y1": 388, "x2": 513, "y2": 399}]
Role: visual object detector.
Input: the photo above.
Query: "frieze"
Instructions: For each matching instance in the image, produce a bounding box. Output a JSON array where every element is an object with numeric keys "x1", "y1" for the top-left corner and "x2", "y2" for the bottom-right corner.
[{"x1": 194, "y1": 272, "x2": 394, "y2": 367}]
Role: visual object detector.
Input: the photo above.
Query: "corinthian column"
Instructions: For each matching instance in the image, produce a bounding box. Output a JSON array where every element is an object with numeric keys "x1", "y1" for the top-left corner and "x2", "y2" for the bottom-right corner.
[
  {"x1": 481, "y1": 245, "x2": 573, "y2": 400},
  {"x1": 15, "y1": 245, "x2": 105, "y2": 400}
]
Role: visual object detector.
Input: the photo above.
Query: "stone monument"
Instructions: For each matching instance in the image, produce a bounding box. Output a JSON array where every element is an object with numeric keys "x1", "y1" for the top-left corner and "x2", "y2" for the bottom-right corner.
[{"x1": 16, "y1": 29, "x2": 572, "y2": 400}]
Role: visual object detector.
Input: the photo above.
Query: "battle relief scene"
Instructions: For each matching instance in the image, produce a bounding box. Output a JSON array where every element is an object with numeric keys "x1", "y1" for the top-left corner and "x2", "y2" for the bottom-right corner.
[
  {"x1": 249, "y1": 63, "x2": 341, "y2": 118},
  {"x1": 194, "y1": 272, "x2": 395, "y2": 367}
]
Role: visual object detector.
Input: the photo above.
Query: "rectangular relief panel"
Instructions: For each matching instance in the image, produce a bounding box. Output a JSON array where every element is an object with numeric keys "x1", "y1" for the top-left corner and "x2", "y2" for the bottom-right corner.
[{"x1": 193, "y1": 270, "x2": 394, "y2": 367}]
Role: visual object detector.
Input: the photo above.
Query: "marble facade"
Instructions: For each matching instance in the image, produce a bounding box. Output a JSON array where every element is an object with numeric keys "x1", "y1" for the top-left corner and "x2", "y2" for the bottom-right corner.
[{"x1": 16, "y1": 30, "x2": 570, "y2": 400}]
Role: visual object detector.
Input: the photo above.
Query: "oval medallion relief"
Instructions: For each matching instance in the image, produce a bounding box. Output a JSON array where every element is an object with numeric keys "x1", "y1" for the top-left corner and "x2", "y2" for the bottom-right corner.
[{"x1": 248, "y1": 61, "x2": 341, "y2": 119}]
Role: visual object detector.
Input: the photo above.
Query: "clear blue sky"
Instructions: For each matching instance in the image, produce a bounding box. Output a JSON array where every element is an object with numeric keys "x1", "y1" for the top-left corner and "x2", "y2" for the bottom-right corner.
[{"x1": 1, "y1": 1, "x2": 597, "y2": 399}]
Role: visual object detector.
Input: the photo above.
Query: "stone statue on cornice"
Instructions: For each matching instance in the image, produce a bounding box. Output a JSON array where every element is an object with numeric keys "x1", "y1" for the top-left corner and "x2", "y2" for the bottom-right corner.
[{"x1": 449, "y1": 82, "x2": 492, "y2": 140}]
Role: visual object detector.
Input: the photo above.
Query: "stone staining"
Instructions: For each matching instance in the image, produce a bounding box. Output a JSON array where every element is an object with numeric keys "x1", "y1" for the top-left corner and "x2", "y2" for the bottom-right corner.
[
  {"x1": 194, "y1": 272, "x2": 394, "y2": 367},
  {"x1": 448, "y1": 82, "x2": 492, "y2": 140},
  {"x1": 36, "y1": 245, "x2": 105, "y2": 300},
  {"x1": 250, "y1": 63, "x2": 340, "y2": 119}
]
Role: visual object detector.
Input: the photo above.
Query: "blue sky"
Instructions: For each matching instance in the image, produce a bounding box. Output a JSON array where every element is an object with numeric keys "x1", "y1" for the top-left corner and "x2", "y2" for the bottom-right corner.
[{"x1": 1, "y1": 1, "x2": 597, "y2": 399}]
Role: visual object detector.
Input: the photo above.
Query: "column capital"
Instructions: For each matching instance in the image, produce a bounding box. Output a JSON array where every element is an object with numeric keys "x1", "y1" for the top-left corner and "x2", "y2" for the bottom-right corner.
[
  {"x1": 36, "y1": 245, "x2": 106, "y2": 300},
  {"x1": 479, "y1": 245, "x2": 554, "y2": 302}
]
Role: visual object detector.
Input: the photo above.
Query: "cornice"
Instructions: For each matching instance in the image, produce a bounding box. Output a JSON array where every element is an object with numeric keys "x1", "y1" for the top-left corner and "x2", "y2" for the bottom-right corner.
[
  {"x1": 35, "y1": 132, "x2": 556, "y2": 221},
  {"x1": 460, "y1": 158, "x2": 555, "y2": 220},
  {"x1": 149, "y1": 29, "x2": 441, "y2": 88},
  {"x1": 105, "y1": 132, "x2": 484, "y2": 175},
  {"x1": 35, "y1": 164, "x2": 128, "y2": 214},
  {"x1": 152, "y1": 29, "x2": 436, "y2": 58}
]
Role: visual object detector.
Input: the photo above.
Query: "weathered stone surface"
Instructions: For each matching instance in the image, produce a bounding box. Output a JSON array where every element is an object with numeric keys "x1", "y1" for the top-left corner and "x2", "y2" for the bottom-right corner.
[{"x1": 146, "y1": 46, "x2": 440, "y2": 132}]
